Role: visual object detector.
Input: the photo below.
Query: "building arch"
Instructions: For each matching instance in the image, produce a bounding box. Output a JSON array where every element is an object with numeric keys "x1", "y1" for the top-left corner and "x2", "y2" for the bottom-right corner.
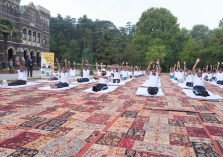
[
  {"x1": 36, "y1": 51, "x2": 41, "y2": 66},
  {"x1": 28, "y1": 30, "x2": 32, "y2": 41},
  {"x1": 7, "y1": 46, "x2": 16, "y2": 61},
  {"x1": 23, "y1": 48, "x2": 30, "y2": 61},
  {"x1": 22, "y1": 28, "x2": 27, "y2": 40}
]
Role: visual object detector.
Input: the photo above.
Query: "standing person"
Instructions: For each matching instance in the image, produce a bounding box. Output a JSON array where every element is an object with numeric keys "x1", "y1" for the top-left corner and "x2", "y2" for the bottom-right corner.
[
  {"x1": 26, "y1": 55, "x2": 33, "y2": 77},
  {"x1": 8, "y1": 59, "x2": 14, "y2": 74},
  {"x1": 192, "y1": 58, "x2": 209, "y2": 97},
  {"x1": 146, "y1": 60, "x2": 161, "y2": 95}
]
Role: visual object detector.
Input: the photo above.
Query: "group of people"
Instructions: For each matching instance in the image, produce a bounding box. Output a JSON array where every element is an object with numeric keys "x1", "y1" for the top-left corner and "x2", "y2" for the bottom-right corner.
[
  {"x1": 170, "y1": 58, "x2": 223, "y2": 97},
  {"x1": 8, "y1": 55, "x2": 34, "y2": 77},
  {"x1": 5, "y1": 58, "x2": 148, "y2": 92}
]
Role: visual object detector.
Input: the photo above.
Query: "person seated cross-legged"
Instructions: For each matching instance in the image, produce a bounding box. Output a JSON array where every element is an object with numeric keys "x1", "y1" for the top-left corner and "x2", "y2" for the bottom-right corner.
[
  {"x1": 185, "y1": 70, "x2": 194, "y2": 87},
  {"x1": 92, "y1": 69, "x2": 108, "y2": 92},
  {"x1": 216, "y1": 62, "x2": 223, "y2": 85},
  {"x1": 8, "y1": 62, "x2": 27, "y2": 86},
  {"x1": 146, "y1": 60, "x2": 161, "y2": 95},
  {"x1": 113, "y1": 65, "x2": 121, "y2": 83},
  {"x1": 77, "y1": 59, "x2": 90, "y2": 83},
  {"x1": 50, "y1": 59, "x2": 69, "y2": 89},
  {"x1": 192, "y1": 58, "x2": 209, "y2": 97}
]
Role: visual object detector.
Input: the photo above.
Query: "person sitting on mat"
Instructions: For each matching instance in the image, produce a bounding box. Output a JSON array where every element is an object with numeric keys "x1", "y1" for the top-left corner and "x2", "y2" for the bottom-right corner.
[
  {"x1": 48, "y1": 69, "x2": 59, "y2": 81},
  {"x1": 146, "y1": 60, "x2": 161, "y2": 95},
  {"x1": 185, "y1": 70, "x2": 194, "y2": 87},
  {"x1": 176, "y1": 61, "x2": 184, "y2": 83},
  {"x1": 128, "y1": 66, "x2": 133, "y2": 79},
  {"x1": 94, "y1": 62, "x2": 102, "y2": 80},
  {"x1": 113, "y1": 64, "x2": 121, "y2": 83},
  {"x1": 121, "y1": 63, "x2": 128, "y2": 80},
  {"x1": 77, "y1": 59, "x2": 90, "y2": 83},
  {"x1": 48, "y1": 60, "x2": 60, "y2": 81},
  {"x1": 50, "y1": 58, "x2": 70, "y2": 88},
  {"x1": 169, "y1": 67, "x2": 175, "y2": 79},
  {"x1": 192, "y1": 58, "x2": 209, "y2": 97},
  {"x1": 8, "y1": 61, "x2": 27, "y2": 86},
  {"x1": 206, "y1": 65, "x2": 213, "y2": 81},
  {"x1": 133, "y1": 66, "x2": 139, "y2": 78},
  {"x1": 68, "y1": 62, "x2": 76, "y2": 78},
  {"x1": 216, "y1": 62, "x2": 223, "y2": 85},
  {"x1": 92, "y1": 69, "x2": 108, "y2": 92}
]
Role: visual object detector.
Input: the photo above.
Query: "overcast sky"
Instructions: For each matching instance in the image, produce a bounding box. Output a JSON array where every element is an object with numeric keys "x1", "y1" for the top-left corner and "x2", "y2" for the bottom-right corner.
[{"x1": 20, "y1": 0, "x2": 223, "y2": 29}]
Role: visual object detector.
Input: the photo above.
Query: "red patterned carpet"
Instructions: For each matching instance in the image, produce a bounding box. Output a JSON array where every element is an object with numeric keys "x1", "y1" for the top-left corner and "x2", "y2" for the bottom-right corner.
[{"x1": 0, "y1": 75, "x2": 223, "y2": 157}]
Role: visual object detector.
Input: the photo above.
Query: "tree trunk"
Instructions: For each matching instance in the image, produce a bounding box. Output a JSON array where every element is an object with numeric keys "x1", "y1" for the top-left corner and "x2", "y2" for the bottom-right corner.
[{"x1": 2, "y1": 33, "x2": 8, "y2": 68}]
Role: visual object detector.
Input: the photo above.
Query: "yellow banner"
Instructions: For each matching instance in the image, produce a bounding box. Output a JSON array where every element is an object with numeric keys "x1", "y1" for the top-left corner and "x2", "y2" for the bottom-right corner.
[{"x1": 41, "y1": 52, "x2": 54, "y2": 78}]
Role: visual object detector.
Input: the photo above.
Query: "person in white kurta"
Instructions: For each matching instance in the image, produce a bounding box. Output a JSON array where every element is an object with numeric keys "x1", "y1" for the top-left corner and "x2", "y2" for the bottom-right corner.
[
  {"x1": 8, "y1": 62, "x2": 27, "y2": 86},
  {"x1": 50, "y1": 58, "x2": 70, "y2": 88},
  {"x1": 192, "y1": 58, "x2": 209, "y2": 96},
  {"x1": 146, "y1": 60, "x2": 161, "y2": 95}
]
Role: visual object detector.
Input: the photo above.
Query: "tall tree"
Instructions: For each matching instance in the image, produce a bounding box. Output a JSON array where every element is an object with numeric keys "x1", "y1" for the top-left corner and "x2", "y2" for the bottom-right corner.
[
  {"x1": 134, "y1": 8, "x2": 181, "y2": 69},
  {"x1": 0, "y1": 18, "x2": 17, "y2": 67}
]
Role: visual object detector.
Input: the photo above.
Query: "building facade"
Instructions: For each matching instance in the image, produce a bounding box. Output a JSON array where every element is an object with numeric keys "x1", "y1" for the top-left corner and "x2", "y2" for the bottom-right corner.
[{"x1": 0, "y1": 0, "x2": 50, "y2": 66}]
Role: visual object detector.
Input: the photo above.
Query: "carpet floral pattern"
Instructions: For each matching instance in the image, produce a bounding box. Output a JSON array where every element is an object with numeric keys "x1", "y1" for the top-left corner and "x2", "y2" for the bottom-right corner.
[{"x1": 0, "y1": 75, "x2": 222, "y2": 156}]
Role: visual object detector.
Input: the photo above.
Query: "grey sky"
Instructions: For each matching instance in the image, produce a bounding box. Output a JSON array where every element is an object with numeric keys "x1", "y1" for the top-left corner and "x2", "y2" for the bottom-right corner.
[{"x1": 21, "y1": 0, "x2": 223, "y2": 29}]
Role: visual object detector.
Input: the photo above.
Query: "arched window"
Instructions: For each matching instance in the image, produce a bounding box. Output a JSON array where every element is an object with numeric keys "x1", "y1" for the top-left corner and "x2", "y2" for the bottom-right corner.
[
  {"x1": 43, "y1": 36, "x2": 46, "y2": 44},
  {"x1": 23, "y1": 28, "x2": 27, "y2": 40},
  {"x1": 28, "y1": 30, "x2": 32, "y2": 41},
  {"x1": 37, "y1": 33, "x2": 40, "y2": 43},
  {"x1": 33, "y1": 31, "x2": 36, "y2": 42}
]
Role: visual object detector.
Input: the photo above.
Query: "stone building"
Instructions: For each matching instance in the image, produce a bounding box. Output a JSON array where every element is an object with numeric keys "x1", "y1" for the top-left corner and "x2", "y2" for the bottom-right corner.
[{"x1": 0, "y1": 0, "x2": 50, "y2": 66}]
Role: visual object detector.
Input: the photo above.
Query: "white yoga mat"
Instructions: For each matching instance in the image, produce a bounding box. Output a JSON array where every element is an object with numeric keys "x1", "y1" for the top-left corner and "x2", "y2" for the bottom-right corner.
[
  {"x1": 141, "y1": 80, "x2": 161, "y2": 88},
  {"x1": 69, "y1": 76, "x2": 81, "y2": 80},
  {"x1": 35, "y1": 79, "x2": 60, "y2": 83},
  {"x1": 178, "y1": 83, "x2": 193, "y2": 89},
  {"x1": 136, "y1": 87, "x2": 164, "y2": 97},
  {"x1": 38, "y1": 84, "x2": 77, "y2": 91},
  {"x1": 182, "y1": 89, "x2": 223, "y2": 100},
  {"x1": 83, "y1": 86, "x2": 118, "y2": 94},
  {"x1": 0, "y1": 82, "x2": 40, "y2": 89},
  {"x1": 208, "y1": 81, "x2": 223, "y2": 89},
  {"x1": 72, "y1": 79, "x2": 97, "y2": 85},
  {"x1": 107, "y1": 79, "x2": 131, "y2": 86}
]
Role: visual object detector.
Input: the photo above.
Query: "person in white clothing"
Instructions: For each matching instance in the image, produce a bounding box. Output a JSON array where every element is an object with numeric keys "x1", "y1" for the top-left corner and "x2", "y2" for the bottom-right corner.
[
  {"x1": 92, "y1": 69, "x2": 108, "y2": 92},
  {"x1": 185, "y1": 70, "x2": 194, "y2": 87},
  {"x1": 169, "y1": 67, "x2": 175, "y2": 79},
  {"x1": 146, "y1": 60, "x2": 161, "y2": 95},
  {"x1": 206, "y1": 65, "x2": 213, "y2": 81},
  {"x1": 8, "y1": 61, "x2": 27, "y2": 86},
  {"x1": 113, "y1": 64, "x2": 121, "y2": 83},
  {"x1": 121, "y1": 63, "x2": 128, "y2": 80},
  {"x1": 68, "y1": 62, "x2": 76, "y2": 78},
  {"x1": 77, "y1": 59, "x2": 90, "y2": 83},
  {"x1": 50, "y1": 58, "x2": 70, "y2": 88},
  {"x1": 216, "y1": 62, "x2": 223, "y2": 85},
  {"x1": 192, "y1": 58, "x2": 209, "y2": 97}
]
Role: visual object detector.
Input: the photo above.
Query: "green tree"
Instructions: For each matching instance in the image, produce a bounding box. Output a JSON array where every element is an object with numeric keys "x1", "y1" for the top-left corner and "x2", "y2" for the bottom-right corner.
[
  {"x1": 0, "y1": 18, "x2": 17, "y2": 67},
  {"x1": 191, "y1": 24, "x2": 209, "y2": 46},
  {"x1": 133, "y1": 8, "x2": 181, "y2": 70}
]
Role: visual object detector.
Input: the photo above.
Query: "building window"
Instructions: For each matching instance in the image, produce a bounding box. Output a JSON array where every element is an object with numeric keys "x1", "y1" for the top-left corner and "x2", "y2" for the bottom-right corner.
[
  {"x1": 42, "y1": 36, "x2": 46, "y2": 45},
  {"x1": 33, "y1": 31, "x2": 36, "y2": 42},
  {"x1": 23, "y1": 28, "x2": 27, "y2": 40},
  {"x1": 28, "y1": 30, "x2": 32, "y2": 41},
  {"x1": 37, "y1": 33, "x2": 40, "y2": 43}
]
